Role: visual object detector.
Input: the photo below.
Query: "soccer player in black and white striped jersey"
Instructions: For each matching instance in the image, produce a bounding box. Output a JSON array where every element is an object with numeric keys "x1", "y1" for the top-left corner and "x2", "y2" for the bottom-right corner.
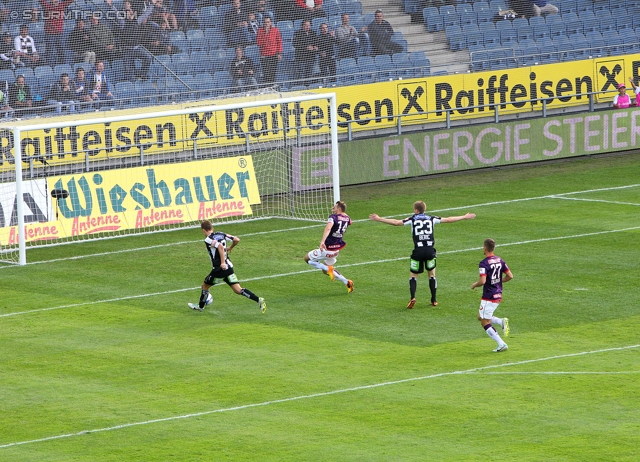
[{"x1": 188, "y1": 220, "x2": 266, "y2": 313}]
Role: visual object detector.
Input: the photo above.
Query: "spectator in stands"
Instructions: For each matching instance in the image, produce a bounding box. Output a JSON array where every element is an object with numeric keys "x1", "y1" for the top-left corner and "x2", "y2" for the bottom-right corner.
[
  {"x1": 628, "y1": 77, "x2": 640, "y2": 106},
  {"x1": 89, "y1": 60, "x2": 115, "y2": 106},
  {"x1": 40, "y1": 0, "x2": 73, "y2": 66},
  {"x1": 294, "y1": 0, "x2": 325, "y2": 21},
  {"x1": 130, "y1": 0, "x2": 146, "y2": 15},
  {"x1": 247, "y1": 12, "x2": 260, "y2": 41},
  {"x1": 0, "y1": 85, "x2": 11, "y2": 117},
  {"x1": 72, "y1": 67, "x2": 92, "y2": 107},
  {"x1": 68, "y1": 19, "x2": 96, "y2": 66},
  {"x1": 117, "y1": 1, "x2": 152, "y2": 82},
  {"x1": 531, "y1": 0, "x2": 558, "y2": 17},
  {"x1": 510, "y1": 0, "x2": 535, "y2": 19},
  {"x1": 293, "y1": 19, "x2": 318, "y2": 81},
  {"x1": 14, "y1": 24, "x2": 40, "y2": 68},
  {"x1": 316, "y1": 22, "x2": 336, "y2": 79},
  {"x1": 173, "y1": 0, "x2": 200, "y2": 31},
  {"x1": 89, "y1": 14, "x2": 120, "y2": 63},
  {"x1": 48, "y1": 72, "x2": 77, "y2": 114},
  {"x1": 148, "y1": 0, "x2": 179, "y2": 31},
  {"x1": 613, "y1": 83, "x2": 632, "y2": 109},
  {"x1": 230, "y1": 46, "x2": 258, "y2": 90},
  {"x1": 9, "y1": 74, "x2": 33, "y2": 114},
  {"x1": 143, "y1": 23, "x2": 173, "y2": 55},
  {"x1": 0, "y1": 32, "x2": 20, "y2": 70},
  {"x1": 365, "y1": 10, "x2": 403, "y2": 56},
  {"x1": 336, "y1": 13, "x2": 364, "y2": 60},
  {"x1": 224, "y1": 0, "x2": 253, "y2": 47},
  {"x1": 0, "y1": 3, "x2": 7, "y2": 27},
  {"x1": 256, "y1": 16, "x2": 282, "y2": 84}
]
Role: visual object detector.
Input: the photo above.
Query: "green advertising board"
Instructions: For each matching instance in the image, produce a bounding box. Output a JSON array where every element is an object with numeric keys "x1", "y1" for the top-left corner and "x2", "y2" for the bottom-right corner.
[{"x1": 339, "y1": 108, "x2": 640, "y2": 185}]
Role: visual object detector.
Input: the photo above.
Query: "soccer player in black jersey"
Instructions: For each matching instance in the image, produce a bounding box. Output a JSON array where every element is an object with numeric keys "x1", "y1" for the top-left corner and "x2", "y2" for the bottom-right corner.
[
  {"x1": 188, "y1": 220, "x2": 266, "y2": 313},
  {"x1": 370, "y1": 201, "x2": 475, "y2": 308}
]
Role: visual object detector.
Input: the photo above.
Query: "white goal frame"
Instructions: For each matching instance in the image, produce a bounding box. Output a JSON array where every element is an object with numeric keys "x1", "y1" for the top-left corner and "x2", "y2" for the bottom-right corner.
[{"x1": 5, "y1": 92, "x2": 339, "y2": 266}]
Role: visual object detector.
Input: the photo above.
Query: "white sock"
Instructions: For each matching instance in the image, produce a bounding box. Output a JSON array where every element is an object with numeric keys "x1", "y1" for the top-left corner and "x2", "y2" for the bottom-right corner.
[
  {"x1": 491, "y1": 317, "x2": 504, "y2": 328},
  {"x1": 485, "y1": 325, "x2": 504, "y2": 346},
  {"x1": 333, "y1": 269, "x2": 348, "y2": 285},
  {"x1": 308, "y1": 261, "x2": 328, "y2": 272}
]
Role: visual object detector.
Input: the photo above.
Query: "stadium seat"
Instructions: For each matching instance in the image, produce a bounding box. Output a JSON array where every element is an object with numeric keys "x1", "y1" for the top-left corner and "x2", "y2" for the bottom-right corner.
[
  {"x1": 424, "y1": 7, "x2": 443, "y2": 32},
  {"x1": 440, "y1": 5, "x2": 459, "y2": 28},
  {"x1": 170, "y1": 31, "x2": 187, "y2": 53},
  {"x1": 337, "y1": 58, "x2": 358, "y2": 85},
  {"x1": 199, "y1": 5, "x2": 218, "y2": 29},
  {"x1": 343, "y1": 1, "x2": 362, "y2": 16},
  {"x1": 517, "y1": 25, "x2": 533, "y2": 43},
  {"x1": 617, "y1": 16, "x2": 633, "y2": 32},
  {"x1": 408, "y1": 51, "x2": 430, "y2": 77},
  {"x1": 559, "y1": 0, "x2": 576, "y2": 15},
  {"x1": 519, "y1": 45, "x2": 540, "y2": 66},
  {"x1": 171, "y1": 53, "x2": 191, "y2": 75},
  {"x1": 186, "y1": 29, "x2": 206, "y2": 52},
  {"x1": 533, "y1": 24, "x2": 550, "y2": 41},
  {"x1": 135, "y1": 79, "x2": 158, "y2": 106},
  {"x1": 460, "y1": 11, "x2": 476, "y2": 26},
  {"x1": 473, "y1": 1, "x2": 489, "y2": 12},
  {"x1": 549, "y1": 22, "x2": 566, "y2": 39},
  {"x1": 565, "y1": 20, "x2": 583, "y2": 37},
  {"x1": 495, "y1": 20, "x2": 512, "y2": 31},
  {"x1": 115, "y1": 81, "x2": 135, "y2": 108},
  {"x1": 483, "y1": 29, "x2": 500, "y2": 48},
  {"x1": 500, "y1": 28, "x2": 517, "y2": 47},
  {"x1": 277, "y1": 21, "x2": 294, "y2": 42},
  {"x1": 467, "y1": 30, "x2": 484, "y2": 49},
  {"x1": 323, "y1": 0, "x2": 341, "y2": 16},
  {"x1": 582, "y1": 18, "x2": 599, "y2": 35},
  {"x1": 190, "y1": 50, "x2": 211, "y2": 74},
  {"x1": 194, "y1": 72, "x2": 215, "y2": 98},
  {"x1": 392, "y1": 52, "x2": 412, "y2": 78},
  {"x1": 357, "y1": 56, "x2": 377, "y2": 83},
  {"x1": 476, "y1": 8, "x2": 493, "y2": 25},
  {"x1": 205, "y1": 28, "x2": 226, "y2": 49},
  {"x1": 53, "y1": 64, "x2": 72, "y2": 78}
]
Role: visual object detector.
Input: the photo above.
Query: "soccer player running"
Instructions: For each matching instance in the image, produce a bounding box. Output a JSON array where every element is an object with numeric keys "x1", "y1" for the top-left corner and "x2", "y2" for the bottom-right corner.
[
  {"x1": 304, "y1": 201, "x2": 354, "y2": 293},
  {"x1": 370, "y1": 201, "x2": 475, "y2": 308},
  {"x1": 471, "y1": 238, "x2": 513, "y2": 352},
  {"x1": 188, "y1": 220, "x2": 266, "y2": 313}
]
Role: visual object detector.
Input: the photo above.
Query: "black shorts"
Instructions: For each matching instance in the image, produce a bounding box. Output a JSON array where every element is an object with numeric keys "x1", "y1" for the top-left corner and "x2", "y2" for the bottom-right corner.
[
  {"x1": 204, "y1": 267, "x2": 239, "y2": 286},
  {"x1": 409, "y1": 246, "x2": 437, "y2": 274}
]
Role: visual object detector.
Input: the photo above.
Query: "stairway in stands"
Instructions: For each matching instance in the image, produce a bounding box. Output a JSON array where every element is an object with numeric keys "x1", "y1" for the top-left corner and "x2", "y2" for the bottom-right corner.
[{"x1": 358, "y1": 0, "x2": 471, "y2": 73}]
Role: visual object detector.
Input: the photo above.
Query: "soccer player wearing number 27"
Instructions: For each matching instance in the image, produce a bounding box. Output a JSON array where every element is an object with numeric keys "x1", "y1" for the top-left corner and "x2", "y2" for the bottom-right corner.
[
  {"x1": 304, "y1": 201, "x2": 354, "y2": 293},
  {"x1": 471, "y1": 238, "x2": 513, "y2": 352},
  {"x1": 188, "y1": 220, "x2": 266, "y2": 313},
  {"x1": 370, "y1": 201, "x2": 475, "y2": 309}
]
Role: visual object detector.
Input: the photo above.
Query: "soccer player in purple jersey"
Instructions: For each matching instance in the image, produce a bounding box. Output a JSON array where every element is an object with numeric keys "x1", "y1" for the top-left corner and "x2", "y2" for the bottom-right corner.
[
  {"x1": 370, "y1": 201, "x2": 475, "y2": 309},
  {"x1": 188, "y1": 220, "x2": 266, "y2": 313},
  {"x1": 304, "y1": 201, "x2": 354, "y2": 293},
  {"x1": 471, "y1": 238, "x2": 513, "y2": 352}
]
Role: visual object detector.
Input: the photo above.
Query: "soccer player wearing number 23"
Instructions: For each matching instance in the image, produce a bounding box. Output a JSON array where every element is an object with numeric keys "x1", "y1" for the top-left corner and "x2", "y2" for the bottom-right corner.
[
  {"x1": 471, "y1": 238, "x2": 513, "y2": 352},
  {"x1": 370, "y1": 201, "x2": 475, "y2": 308}
]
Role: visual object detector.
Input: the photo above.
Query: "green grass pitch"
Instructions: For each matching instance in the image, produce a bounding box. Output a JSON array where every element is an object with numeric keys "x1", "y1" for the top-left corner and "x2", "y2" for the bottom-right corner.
[{"x1": 1, "y1": 153, "x2": 639, "y2": 461}]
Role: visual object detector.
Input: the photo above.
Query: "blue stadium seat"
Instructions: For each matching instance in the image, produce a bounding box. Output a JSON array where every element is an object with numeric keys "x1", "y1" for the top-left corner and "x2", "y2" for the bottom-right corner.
[
  {"x1": 483, "y1": 29, "x2": 500, "y2": 48},
  {"x1": 560, "y1": 0, "x2": 576, "y2": 15},
  {"x1": 512, "y1": 17, "x2": 528, "y2": 30},
  {"x1": 169, "y1": 31, "x2": 187, "y2": 53},
  {"x1": 323, "y1": 0, "x2": 341, "y2": 16},
  {"x1": 549, "y1": 22, "x2": 566, "y2": 39},
  {"x1": 337, "y1": 58, "x2": 358, "y2": 85},
  {"x1": 467, "y1": 31, "x2": 484, "y2": 49},
  {"x1": 186, "y1": 29, "x2": 206, "y2": 52},
  {"x1": 500, "y1": 28, "x2": 517, "y2": 46},
  {"x1": 440, "y1": 5, "x2": 459, "y2": 28},
  {"x1": 194, "y1": 72, "x2": 215, "y2": 98},
  {"x1": 205, "y1": 28, "x2": 226, "y2": 49},
  {"x1": 477, "y1": 9, "x2": 493, "y2": 25},
  {"x1": 495, "y1": 20, "x2": 512, "y2": 31},
  {"x1": 565, "y1": 20, "x2": 583, "y2": 37},
  {"x1": 408, "y1": 51, "x2": 430, "y2": 77},
  {"x1": 519, "y1": 45, "x2": 540, "y2": 66},
  {"x1": 115, "y1": 81, "x2": 135, "y2": 108},
  {"x1": 277, "y1": 21, "x2": 294, "y2": 42},
  {"x1": 343, "y1": 1, "x2": 362, "y2": 16},
  {"x1": 392, "y1": 52, "x2": 412, "y2": 78},
  {"x1": 357, "y1": 56, "x2": 377, "y2": 83},
  {"x1": 617, "y1": 16, "x2": 633, "y2": 32},
  {"x1": 533, "y1": 24, "x2": 550, "y2": 41},
  {"x1": 199, "y1": 6, "x2": 218, "y2": 29},
  {"x1": 582, "y1": 18, "x2": 599, "y2": 35},
  {"x1": 460, "y1": 11, "x2": 477, "y2": 26},
  {"x1": 135, "y1": 79, "x2": 158, "y2": 106},
  {"x1": 53, "y1": 64, "x2": 72, "y2": 78},
  {"x1": 586, "y1": 31, "x2": 605, "y2": 57},
  {"x1": 424, "y1": 7, "x2": 443, "y2": 32},
  {"x1": 517, "y1": 25, "x2": 533, "y2": 43},
  {"x1": 473, "y1": 1, "x2": 489, "y2": 12},
  {"x1": 171, "y1": 53, "x2": 191, "y2": 75},
  {"x1": 190, "y1": 50, "x2": 212, "y2": 74},
  {"x1": 213, "y1": 71, "x2": 233, "y2": 95},
  {"x1": 528, "y1": 16, "x2": 545, "y2": 28}
]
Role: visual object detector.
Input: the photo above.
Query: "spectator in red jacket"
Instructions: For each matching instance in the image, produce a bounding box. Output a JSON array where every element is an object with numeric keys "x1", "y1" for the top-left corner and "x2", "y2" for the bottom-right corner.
[
  {"x1": 40, "y1": 0, "x2": 73, "y2": 66},
  {"x1": 256, "y1": 16, "x2": 282, "y2": 84}
]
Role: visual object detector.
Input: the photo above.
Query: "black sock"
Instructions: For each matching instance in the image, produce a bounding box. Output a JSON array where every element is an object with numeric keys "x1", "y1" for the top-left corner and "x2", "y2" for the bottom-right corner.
[
  {"x1": 429, "y1": 277, "x2": 437, "y2": 303},
  {"x1": 240, "y1": 288, "x2": 259, "y2": 302},
  {"x1": 409, "y1": 277, "x2": 417, "y2": 299},
  {"x1": 199, "y1": 289, "x2": 210, "y2": 308}
]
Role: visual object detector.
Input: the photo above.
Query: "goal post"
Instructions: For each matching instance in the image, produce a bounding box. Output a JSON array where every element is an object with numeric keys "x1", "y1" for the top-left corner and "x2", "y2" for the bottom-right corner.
[{"x1": 0, "y1": 91, "x2": 339, "y2": 266}]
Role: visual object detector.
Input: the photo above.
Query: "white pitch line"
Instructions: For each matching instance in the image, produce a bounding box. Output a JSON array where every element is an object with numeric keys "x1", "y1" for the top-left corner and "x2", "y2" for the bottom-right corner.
[
  {"x1": 462, "y1": 371, "x2": 640, "y2": 375},
  {"x1": 550, "y1": 196, "x2": 640, "y2": 206},
  {"x1": 2, "y1": 183, "x2": 639, "y2": 269},
  {"x1": 3, "y1": 225, "x2": 640, "y2": 319},
  {"x1": 1, "y1": 344, "x2": 637, "y2": 450}
]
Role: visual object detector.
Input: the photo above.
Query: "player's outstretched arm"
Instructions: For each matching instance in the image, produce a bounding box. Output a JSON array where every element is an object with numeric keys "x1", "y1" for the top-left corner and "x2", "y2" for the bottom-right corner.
[
  {"x1": 441, "y1": 212, "x2": 476, "y2": 223},
  {"x1": 369, "y1": 213, "x2": 404, "y2": 226}
]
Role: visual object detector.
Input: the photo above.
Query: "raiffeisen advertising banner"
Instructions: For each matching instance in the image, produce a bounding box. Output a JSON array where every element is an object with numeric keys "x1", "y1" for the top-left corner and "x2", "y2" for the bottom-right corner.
[{"x1": 0, "y1": 156, "x2": 260, "y2": 244}]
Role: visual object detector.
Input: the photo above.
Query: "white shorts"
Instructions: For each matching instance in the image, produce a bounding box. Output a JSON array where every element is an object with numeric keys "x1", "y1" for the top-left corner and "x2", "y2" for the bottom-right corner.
[
  {"x1": 307, "y1": 248, "x2": 340, "y2": 266},
  {"x1": 478, "y1": 299, "x2": 501, "y2": 320}
]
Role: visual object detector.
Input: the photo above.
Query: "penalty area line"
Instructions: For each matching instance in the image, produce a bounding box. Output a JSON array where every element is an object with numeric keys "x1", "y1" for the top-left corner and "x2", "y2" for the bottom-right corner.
[{"x1": 1, "y1": 344, "x2": 638, "y2": 450}]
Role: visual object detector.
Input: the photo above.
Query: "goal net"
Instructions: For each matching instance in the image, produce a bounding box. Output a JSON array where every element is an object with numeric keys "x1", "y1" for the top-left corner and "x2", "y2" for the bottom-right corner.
[{"x1": 0, "y1": 90, "x2": 339, "y2": 265}]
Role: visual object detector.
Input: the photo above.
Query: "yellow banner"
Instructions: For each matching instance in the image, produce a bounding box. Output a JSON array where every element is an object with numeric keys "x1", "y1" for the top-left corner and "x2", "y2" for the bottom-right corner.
[
  {"x1": 0, "y1": 156, "x2": 260, "y2": 244},
  {"x1": 1, "y1": 54, "x2": 638, "y2": 172}
]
